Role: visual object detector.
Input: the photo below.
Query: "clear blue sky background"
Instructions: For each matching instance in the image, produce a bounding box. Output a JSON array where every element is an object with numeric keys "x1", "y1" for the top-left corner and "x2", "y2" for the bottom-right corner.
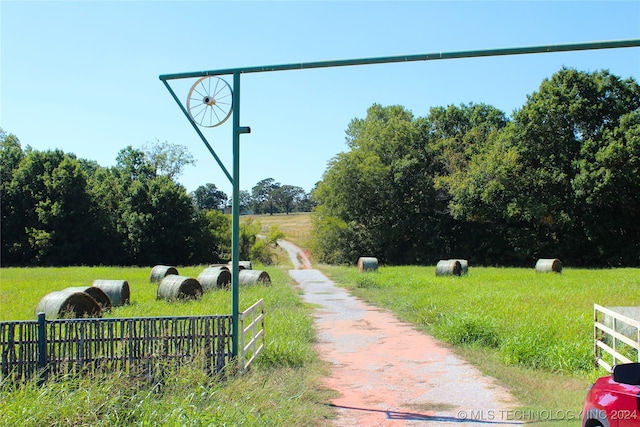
[{"x1": 2, "y1": 1, "x2": 639, "y2": 196}]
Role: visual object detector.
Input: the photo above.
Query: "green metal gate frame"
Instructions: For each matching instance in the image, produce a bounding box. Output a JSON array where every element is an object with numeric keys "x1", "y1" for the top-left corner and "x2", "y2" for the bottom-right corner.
[{"x1": 159, "y1": 38, "x2": 640, "y2": 358}]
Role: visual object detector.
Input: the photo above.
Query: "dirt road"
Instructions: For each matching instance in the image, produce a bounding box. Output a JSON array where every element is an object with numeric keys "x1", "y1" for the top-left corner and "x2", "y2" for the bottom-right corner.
[{"x1": 278, "y1": 240, "x2": 522, "y2": 427}]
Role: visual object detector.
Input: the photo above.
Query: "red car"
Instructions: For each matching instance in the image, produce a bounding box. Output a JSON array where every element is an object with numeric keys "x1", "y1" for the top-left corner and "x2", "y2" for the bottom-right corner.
[{"x1": 582, "y1": 363, "x2": 640, "y2": 427}]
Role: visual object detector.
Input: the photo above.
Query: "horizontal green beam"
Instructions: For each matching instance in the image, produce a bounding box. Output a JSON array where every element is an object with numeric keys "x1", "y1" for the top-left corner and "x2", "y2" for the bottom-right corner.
[{"x1": 159, "y1": 39, "x2": 640, "y2": 81}]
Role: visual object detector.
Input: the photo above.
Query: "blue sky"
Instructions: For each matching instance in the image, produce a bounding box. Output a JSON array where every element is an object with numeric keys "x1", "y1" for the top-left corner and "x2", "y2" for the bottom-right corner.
[{"x1": 2, "y1": 1, "x2": 639, "y2": 196}]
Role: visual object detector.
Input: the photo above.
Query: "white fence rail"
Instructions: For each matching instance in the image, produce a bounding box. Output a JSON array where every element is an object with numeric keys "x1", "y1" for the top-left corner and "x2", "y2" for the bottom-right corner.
[
  {"x1": 240, "y1": 299, "x2": 265, "y2": 373},
  {"x1": 594, "y1": 304, "x2": 640, "y2": 372}
]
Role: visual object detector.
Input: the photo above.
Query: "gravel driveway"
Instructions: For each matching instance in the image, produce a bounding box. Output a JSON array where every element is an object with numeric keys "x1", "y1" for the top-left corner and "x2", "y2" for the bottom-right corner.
[{"x1": 278, "y1": 240, "x2": 523, "y2": 427}]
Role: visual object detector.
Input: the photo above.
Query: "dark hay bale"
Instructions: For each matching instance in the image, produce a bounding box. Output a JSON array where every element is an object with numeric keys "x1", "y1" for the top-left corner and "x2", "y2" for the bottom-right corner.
[
  {"x1": 436, "y1": 259, "x2": 462, "y2": 276},
  {"x1": 357, "y1": 257, "x2": 379, "y2": 273},
  {"x1": 157, "y1": 275, "x2": 203, "y2": 301},
  {"x1": 92, "y1": 280, "x2": 131, "y2": 306},
  {"x1": 449, "y1": 259, "x2": 469, "y2": 275},
  {"x1": 35, "y1": 290, "x2": 103, "y2": 319},
  {"x1": 239, "y1": 269, "x2": 271, "y2": 286},
  {"x1": 197, "y1": 267, "x2": 231, "y2": 290},
  {"x1": 535, "y1": 258, "x2": 562, "y2": 273},
  {"x1": 150, "y1": 265, "x2": 179, "y2": 283},
  {"x1": 63, "y1": 286, "x2": 112, "y2": 310}
]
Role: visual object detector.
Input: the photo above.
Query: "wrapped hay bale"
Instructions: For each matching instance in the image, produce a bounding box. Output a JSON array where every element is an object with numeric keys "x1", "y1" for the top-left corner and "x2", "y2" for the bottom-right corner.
[
  {"x1": 92, "y1": 280, "x2": 130, "y2": 306},
  {"x1": 226, "y1": 261, "x2": 251, "y2": 270},
  {"x1": 157, "y1": 275, "x2": 203, "y2": 301},
  {"x1": 239, "y1": 269, "x2": 271, "y2": 286},
  {"x1": 435, "y1": 259, "x2": 462, "y2": 276},
  {"x1": 449, "y1": 259, "x2": 469, "y2": 275},
  {"x1": 63, "y1": 286, "x2": 112, "y2": 310},
  {"x1": 209, "y1": 264, "x2": 230, "y2": 272},
  {"x1": 150, "y1": 265, "x2": 179, "y2": 283},
  {"x1": 357, "y1": 257, "x2": 379, "y2": 273},
  {"x1": 238, "y1": 261, "x2": 252, "y2": 270},
  {"x1": 535, "y1": 258, "x2": 562, "y2": 273},
  {"x1": 197, "y1": 267, "x2": 231, "y2": 290},
  {"x1": 35, "y1": 290, "x2": 103, "y2": 319}
]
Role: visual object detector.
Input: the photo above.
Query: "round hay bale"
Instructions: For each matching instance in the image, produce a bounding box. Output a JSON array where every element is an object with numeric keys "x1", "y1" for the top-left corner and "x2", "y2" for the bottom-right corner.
[
  {"x1": 209, "y1": 264, "x2": 230, "y2": 272},
  {"x1": 239, "y1": 269, "x2": 271, "y2": 286},
  {"x1": 35, "y1": 290, "x2": 103, "y2": 319},
  {"x1": 92, "y1": 280, "x2": 130, "y2": 306},
  {"x1": 63, "y1": 286, "x2": 112, "y2": 310},
  {"x1": 535, "y1": 258, "x2": 562, "y2": 273},
  {"x1": 150, "y1": 265, "x2": 179, "y2": 283},
  {"x1": 238, "y1": 261, "x2": 252, "y2": 270},
  {"x1": 449, "y1": 259, "x2": 469, "y2": 275},
  {"x1": 197, "y1": 267, "x2": 231, "y2": 290},
  {"x1": 227, "y1": 261, "x2": 252, "y2": 270},
  {"x1": 357, "y1": 257, "x2": 379, "y2": 273},
  {"x1": 157, "y1": 275, "x2": 203, "y2": 301},
  {"x1": 436, "y1": 259, "x2": 462, "y2": 276}
]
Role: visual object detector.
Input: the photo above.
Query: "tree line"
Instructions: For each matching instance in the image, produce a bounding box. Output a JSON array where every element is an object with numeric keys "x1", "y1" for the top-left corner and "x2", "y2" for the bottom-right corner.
[
  {"x1": 192, "y1": 178, "x2": 315, "y2": 215},
  {"x1": 0, "y1": 135, "x2": 308, "y2": 266},
  {"x1": 312, "y1": 67, "x2": 640, "y2": 267}
]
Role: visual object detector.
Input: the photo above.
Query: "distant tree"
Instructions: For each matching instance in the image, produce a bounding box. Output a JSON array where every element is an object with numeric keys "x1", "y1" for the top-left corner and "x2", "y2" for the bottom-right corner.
[
  {"x1": 251, "y1": 178, "x2": 280, "y2": 215},
  {"x1": 143, "y1": 139, "x2": 195, "y2": 179},
  {"x1": 192, "y1": 183, "x2": 228, "y2": 210},
  {"x1": 238, "y1": 190, "x2": 252, "y2": 213},
  {"x1": 273, "y1": 185, "x2": 305, "y2": 214}
]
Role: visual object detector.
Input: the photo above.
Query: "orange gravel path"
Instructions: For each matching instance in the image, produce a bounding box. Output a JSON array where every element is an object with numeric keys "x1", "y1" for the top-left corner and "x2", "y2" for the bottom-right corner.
[{"x1": 279, "y1": 240, "x2": 522, "y2": 427}]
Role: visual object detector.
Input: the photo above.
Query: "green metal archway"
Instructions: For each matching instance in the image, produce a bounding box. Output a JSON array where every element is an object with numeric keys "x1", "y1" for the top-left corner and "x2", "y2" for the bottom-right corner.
[{"x1": 159, "y1": 38, "x2": 640, "y2": 359}]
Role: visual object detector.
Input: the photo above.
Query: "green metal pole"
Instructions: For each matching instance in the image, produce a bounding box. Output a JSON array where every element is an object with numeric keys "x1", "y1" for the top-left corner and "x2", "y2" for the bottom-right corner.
[
  {"x1": 231, "y1": 70, "x2": 241, "y2": 359},
  {"x1": 159, "y1": 39, "x2": 640, "y2": 81}
]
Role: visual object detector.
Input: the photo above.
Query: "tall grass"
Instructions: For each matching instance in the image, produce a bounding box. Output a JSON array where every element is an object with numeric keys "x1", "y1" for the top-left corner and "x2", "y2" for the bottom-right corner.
[
  {"x1": 322, "y1": 265, "x2": 639, "y2": 375},
  {"x1": 320, "y1": 264, "x2": 640, "y2": 424},
  {"x1": 0, "y1": 265, "x2": 335, "y2": 426}
]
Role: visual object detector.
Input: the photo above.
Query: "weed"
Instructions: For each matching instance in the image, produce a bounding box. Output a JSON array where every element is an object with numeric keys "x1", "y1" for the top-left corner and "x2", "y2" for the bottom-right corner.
[{"x1": 435, "y1": 314, "x2": 500, "y2": 348}]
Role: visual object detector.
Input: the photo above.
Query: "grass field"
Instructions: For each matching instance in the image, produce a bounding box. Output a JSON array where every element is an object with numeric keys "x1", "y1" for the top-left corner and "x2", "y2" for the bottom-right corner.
[
  {"x1": 0, "y1": 263, "x2": 336, "y2": 426},
  {"x1": 318, "y1": 264, "x2": 640, "y2": 424},
  {"x1": 245, "y1": 212, "x2": 313, "y2": 249}
]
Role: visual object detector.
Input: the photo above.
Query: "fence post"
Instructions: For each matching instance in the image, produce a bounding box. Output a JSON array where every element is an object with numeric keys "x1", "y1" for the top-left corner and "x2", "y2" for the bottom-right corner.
[{"x1": 37, "y1": 312, "x2": 47, "y2": 384}]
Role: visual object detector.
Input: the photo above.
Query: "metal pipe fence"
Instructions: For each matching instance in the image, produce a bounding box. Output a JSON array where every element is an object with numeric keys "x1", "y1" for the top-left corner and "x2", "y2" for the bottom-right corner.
[{"x1": 1, "y1": 313, "x2": 233, "y2": 383}]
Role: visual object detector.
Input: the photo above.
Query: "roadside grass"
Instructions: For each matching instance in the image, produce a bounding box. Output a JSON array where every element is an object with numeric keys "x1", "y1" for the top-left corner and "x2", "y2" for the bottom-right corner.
[
  {"x1": 0, "y1": 265, "x2": 336, "y2": 427},
  {"x1": 317, "y1": 264, "x2": 640, "y2": 425}
]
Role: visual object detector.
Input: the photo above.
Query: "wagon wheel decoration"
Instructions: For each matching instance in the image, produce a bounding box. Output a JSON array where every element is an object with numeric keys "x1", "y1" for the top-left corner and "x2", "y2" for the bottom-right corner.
[{"x1": 187, "y1": 76, "x2": 233, "y2": 127}]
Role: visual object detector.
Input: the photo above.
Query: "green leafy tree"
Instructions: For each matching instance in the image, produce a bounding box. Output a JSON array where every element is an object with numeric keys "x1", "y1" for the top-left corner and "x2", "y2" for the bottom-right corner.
[
  {"x1": 205, "y1": 209, "x2": 232, "y2": 260},
  {"x1": 1, "y1": 130, "x2": 25, "y2": 265},
  {"x1": 441, "y1": 68, "x2": 640, "y2": 265},
  {"x1": 314, "y1": 104, "x2": 437, "y2": 263},
  {"x1": 273, "y1": 185, "x2": 305, "y2": 214},
  {"x1": 251, "y1": 178, "x2": 280, "y2": 215},
  {"x1": 120, "y1": 175, "x2": 205, "y2": 264},
  {"x1": 192, "y1": 183, "x2": 228, "y2": 211},
  {"x1": 5, "y1": 149, "x2": 100, "y2": 265}
]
